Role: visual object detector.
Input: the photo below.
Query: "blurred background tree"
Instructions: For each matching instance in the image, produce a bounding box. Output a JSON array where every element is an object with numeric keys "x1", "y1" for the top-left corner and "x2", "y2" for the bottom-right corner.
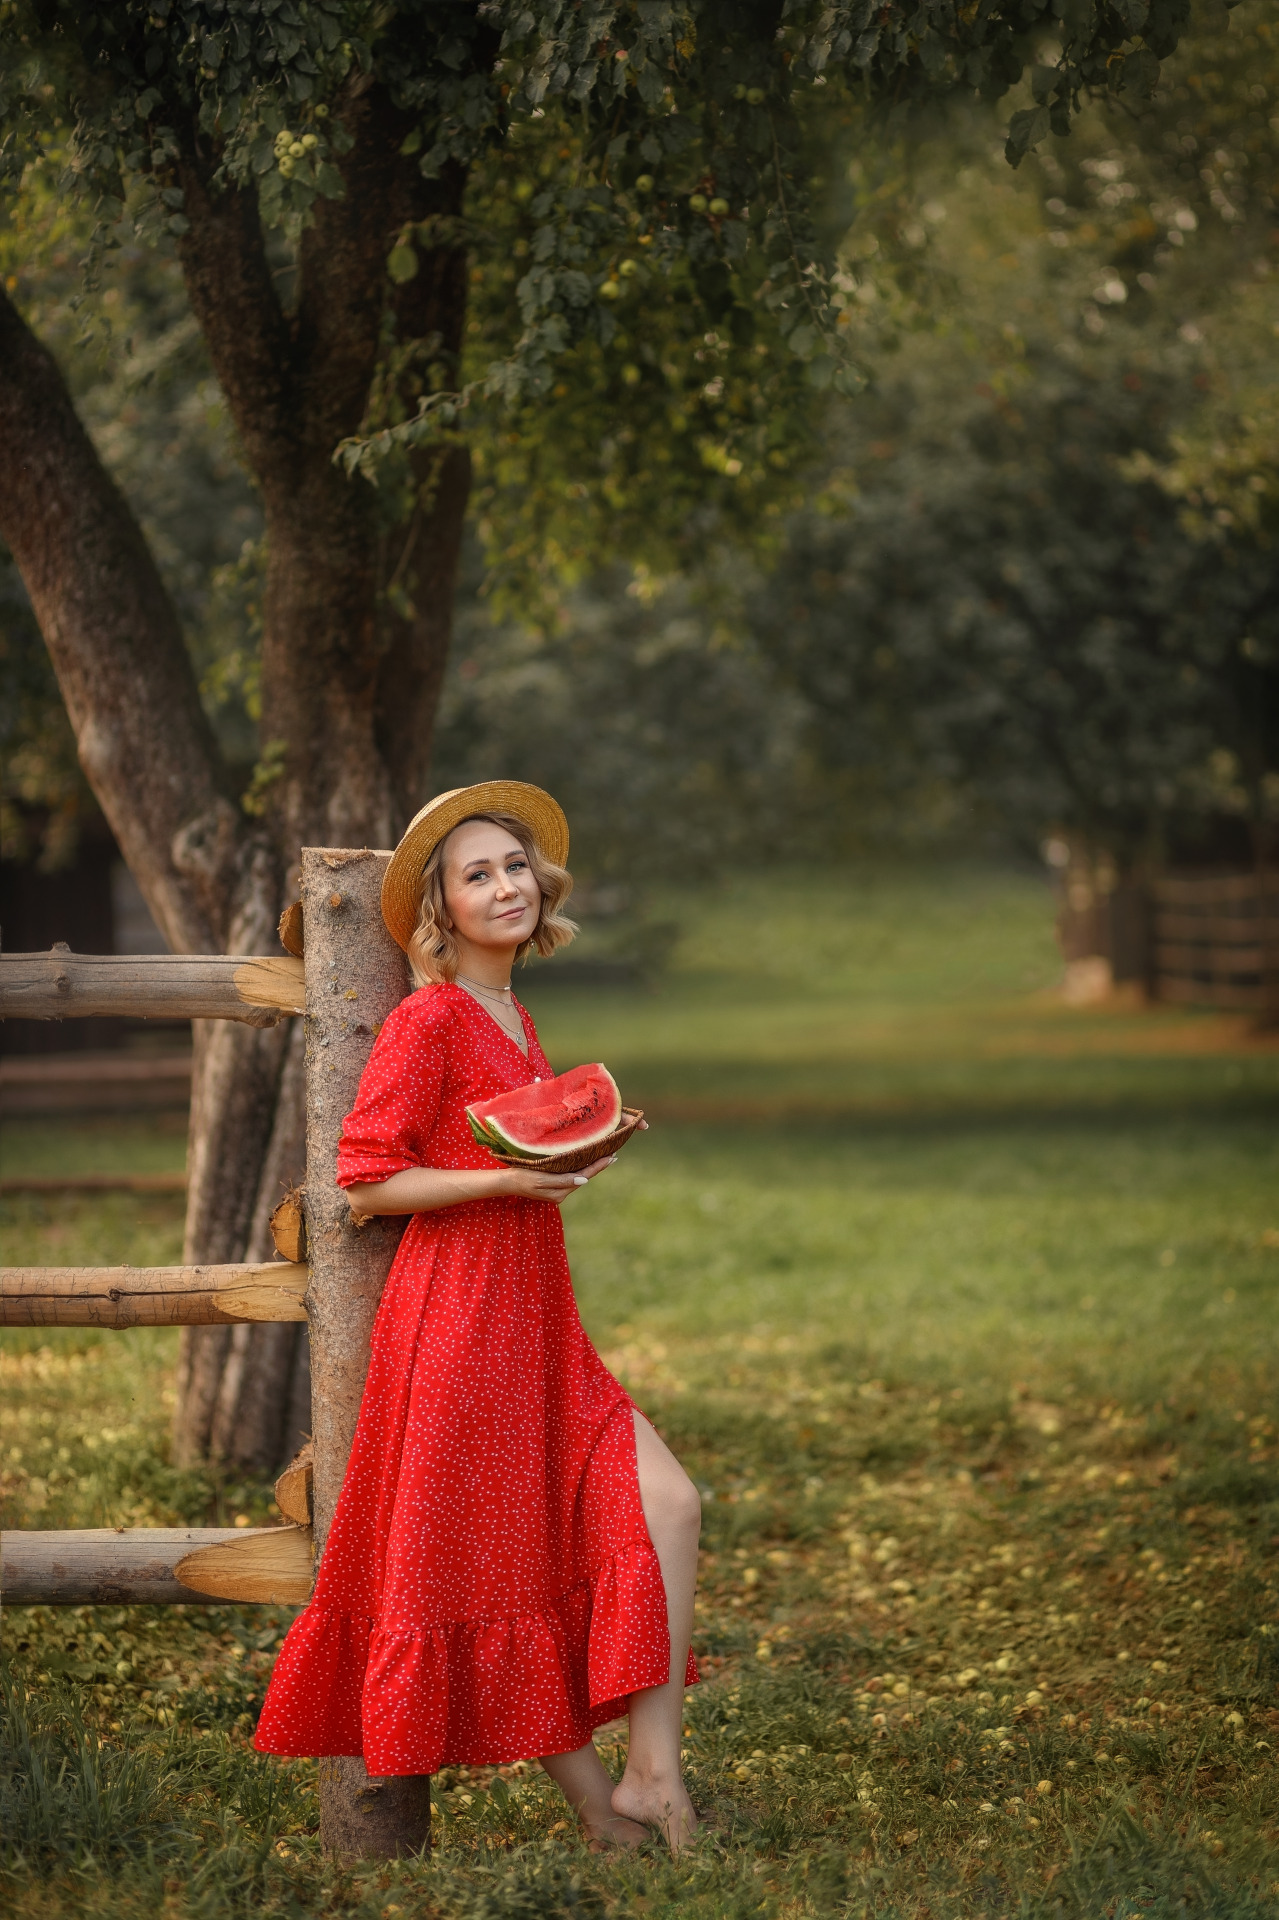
[{"x1": 747, "y1": 0, "x2": 1278, "y2": 871}]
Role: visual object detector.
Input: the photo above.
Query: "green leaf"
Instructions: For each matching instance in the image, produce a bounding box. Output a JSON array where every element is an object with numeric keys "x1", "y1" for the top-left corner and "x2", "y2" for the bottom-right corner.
[
  {"x1": 1120, "y1": 48, "x2": 1161, "y2": 99},
  {"x1": 1005, "y1": 106, "x2": 1051, "y2": 168},
  {"x1": 388, "y1": 244, "x2": 419, "y2": 284}
]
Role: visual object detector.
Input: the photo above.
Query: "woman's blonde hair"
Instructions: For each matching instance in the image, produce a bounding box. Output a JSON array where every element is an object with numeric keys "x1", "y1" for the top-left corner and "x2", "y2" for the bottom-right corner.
[{"x1": 406, "y1": 811, "x2": 577, "y2": 988}]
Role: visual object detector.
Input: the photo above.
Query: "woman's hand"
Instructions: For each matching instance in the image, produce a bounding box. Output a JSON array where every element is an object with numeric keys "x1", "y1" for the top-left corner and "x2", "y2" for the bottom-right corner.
[{"x1": 495, "y1": 1155, "x2": 617, "y2": 1205}]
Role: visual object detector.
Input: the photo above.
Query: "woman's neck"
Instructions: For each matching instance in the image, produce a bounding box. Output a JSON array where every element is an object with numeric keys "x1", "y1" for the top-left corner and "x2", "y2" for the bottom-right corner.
[{"x1": 451, "y1": 941, "x2": 519, "y2": 990}]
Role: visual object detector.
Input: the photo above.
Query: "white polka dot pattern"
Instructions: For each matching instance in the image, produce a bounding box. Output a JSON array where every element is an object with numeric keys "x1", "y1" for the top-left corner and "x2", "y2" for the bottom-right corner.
[{"x1": 253, "y1": 984, "x2": 697, "y2": 1776}]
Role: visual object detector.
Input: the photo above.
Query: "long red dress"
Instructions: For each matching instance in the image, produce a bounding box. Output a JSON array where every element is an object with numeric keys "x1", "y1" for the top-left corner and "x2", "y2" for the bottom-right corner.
[{"x1": 254, "y1": 982, "x2": 694, "y2": 1777}]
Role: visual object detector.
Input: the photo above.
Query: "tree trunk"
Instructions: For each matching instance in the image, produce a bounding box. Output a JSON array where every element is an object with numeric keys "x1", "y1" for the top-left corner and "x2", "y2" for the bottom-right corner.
[
  {"x1": 1, "y1": 88, "x2": 471, "y2": 1473},
  {"x1": 0, "y1": 289, "x2": 241, "y2": 956},
  {"x1": 164, "y1": 95, "x2": 471, "y2": 1466}
]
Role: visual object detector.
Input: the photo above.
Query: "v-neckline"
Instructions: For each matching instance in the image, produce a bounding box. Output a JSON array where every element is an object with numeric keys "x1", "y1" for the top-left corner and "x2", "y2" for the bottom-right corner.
[{"x1": 455, "y1": 982, "x2": 532, "y2": 1065}]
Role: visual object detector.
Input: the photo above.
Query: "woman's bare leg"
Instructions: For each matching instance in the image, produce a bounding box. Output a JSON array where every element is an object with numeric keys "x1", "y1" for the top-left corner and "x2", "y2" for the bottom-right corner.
[
  {"x1": 611, "y1": 1411, "x2": 701, "y2": 1851},
  {"x1": 539, "y1": 1742, "x2": 649, "y2": 1849}
]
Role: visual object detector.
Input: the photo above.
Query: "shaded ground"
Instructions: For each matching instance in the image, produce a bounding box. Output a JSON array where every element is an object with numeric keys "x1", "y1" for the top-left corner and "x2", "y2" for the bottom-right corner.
[{"x1": 3, "y1": 862, "x2": 1278, "y2": 1917}]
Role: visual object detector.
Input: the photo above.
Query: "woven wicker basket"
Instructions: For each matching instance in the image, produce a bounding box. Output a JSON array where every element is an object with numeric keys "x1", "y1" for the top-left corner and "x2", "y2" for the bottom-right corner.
[{"x1": 486, "y1": 1107, "x2": 646, "y2": 1175}]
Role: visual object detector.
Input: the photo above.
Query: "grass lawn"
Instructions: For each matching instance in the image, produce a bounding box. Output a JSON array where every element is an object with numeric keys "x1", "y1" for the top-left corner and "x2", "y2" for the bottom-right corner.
[{"x1": 3, "y1": 861, "x2": 1279, "y2": 1918}]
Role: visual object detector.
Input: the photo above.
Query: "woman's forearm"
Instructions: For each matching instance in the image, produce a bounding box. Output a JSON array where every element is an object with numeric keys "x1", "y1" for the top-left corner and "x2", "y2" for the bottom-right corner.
[{"x1": 345, "y1": 1167, "x2": 507, "y2": 1217}]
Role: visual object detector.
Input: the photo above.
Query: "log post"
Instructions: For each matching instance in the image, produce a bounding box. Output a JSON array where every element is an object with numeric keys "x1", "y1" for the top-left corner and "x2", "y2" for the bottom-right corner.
[{"x1": 300, "y1": 847, "x2": 428, "y2": 1858}]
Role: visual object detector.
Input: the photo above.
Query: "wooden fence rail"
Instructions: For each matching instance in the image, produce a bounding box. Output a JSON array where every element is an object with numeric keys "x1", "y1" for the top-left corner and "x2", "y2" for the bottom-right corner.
[
  {"x1": 0, "y1": 1262, "x2": 308, "y2": 1329},
  {"x1": 0, "y1": 948, "x2": 305, "y2": 1024},
  {"x1": 1, "y1": 1525, "x2": 314, "y2": 1606}
]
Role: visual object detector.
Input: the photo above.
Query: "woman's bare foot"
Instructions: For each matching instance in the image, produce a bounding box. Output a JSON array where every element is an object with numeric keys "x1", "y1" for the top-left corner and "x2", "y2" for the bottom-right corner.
[
  {"x1": 540, "y1": 1741, "x2": 649, "y2": 1851},
  {"x1": 580, "y1": 1808, "x2": 651, "y2": 1852},
  {"x1": 611, "y1": 1768, "x2": 699, "y2": 1853}
]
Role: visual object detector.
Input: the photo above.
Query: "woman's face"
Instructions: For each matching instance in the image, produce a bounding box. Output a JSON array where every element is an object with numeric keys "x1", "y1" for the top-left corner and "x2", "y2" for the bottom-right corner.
[{"x1": 440, "y1": 820, "x2": 542, "y2": 955}]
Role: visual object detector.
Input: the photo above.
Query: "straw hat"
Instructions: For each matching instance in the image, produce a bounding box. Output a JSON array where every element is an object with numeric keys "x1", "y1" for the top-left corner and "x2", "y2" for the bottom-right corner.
[{"x1": 380, "y1": 781, "x2": 570, "y2": 951}]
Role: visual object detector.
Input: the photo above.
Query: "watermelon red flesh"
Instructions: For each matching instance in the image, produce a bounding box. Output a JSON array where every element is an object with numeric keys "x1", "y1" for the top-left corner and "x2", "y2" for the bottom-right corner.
[{"x1": 467, "y1": 1063, "x2": 622, "y2": 1158}]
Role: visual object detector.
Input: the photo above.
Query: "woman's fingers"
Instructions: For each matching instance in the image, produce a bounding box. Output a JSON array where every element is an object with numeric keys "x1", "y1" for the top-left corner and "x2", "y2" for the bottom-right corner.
[
  {"x1": 579, "y1": 1154, "x2": 617, "y2": 1180},
  {"x1": 537, "y1": 1156, "x2": 616, "y2": 1200},
  {"x1": 510, "y1": 1153, "x2": 619, "y2": 1201}
]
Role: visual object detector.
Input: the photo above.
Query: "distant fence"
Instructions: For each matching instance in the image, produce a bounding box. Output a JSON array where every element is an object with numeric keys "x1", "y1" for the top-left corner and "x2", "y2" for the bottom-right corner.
[
  {"x1": 1149, "y1": 872, "x2": 1279, "y2": 1014},
  {"x1": 1055, "y1": 866, "x2": 1279, "y2": 1016}
]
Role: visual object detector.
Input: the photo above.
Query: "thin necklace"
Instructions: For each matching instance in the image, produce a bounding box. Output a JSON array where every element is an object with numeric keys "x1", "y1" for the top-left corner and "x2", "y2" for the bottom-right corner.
[
  {"x1": 457, "y1": 973, "x2": 513, "y2": 998},
  {"x1": 456, "y1": 975, "x2": 525, "y2": 1044}
]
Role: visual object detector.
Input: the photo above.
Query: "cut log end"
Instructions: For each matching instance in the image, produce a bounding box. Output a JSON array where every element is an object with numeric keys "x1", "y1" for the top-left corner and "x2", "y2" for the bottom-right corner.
[
  {"x1": 175, "y1": 1524, "x2": 314, "y2": 1604},
  {"x1": 269, "y1": 1187, "x2": 308, "y2": 1264},
  {"x1": 278, "y1": 901, "x2": 305, "y2": 958},
  {"x1": 275, "y1": 1440, "x2": 314, "y2": 1526},
  {"x1": 232, "y1": 955, "x2": 306, "y2": 1016}
]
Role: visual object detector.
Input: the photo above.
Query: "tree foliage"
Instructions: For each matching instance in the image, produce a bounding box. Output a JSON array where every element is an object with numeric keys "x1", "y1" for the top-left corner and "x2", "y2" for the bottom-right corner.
[
  {"x1": 3, "y1": 2, "x2": 1267, "y2": 880},
  {"x1": 1, "y1": 0, "x2": 1196, "y2": 570},
  {"x1": 743, "y1": 1, "x2": 1279, "y2": 865}
]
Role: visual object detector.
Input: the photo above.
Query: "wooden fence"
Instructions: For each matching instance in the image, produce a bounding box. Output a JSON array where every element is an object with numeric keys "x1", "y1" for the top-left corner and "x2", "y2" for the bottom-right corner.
[
  {"x1": 1054, "y1": 865, "x2": 1279, "y2": 1016},
  {"x1": 0, "y1": 847, "x2": 428, "y2": 1859},
  {"x1": 1149, "y1": 872, "x2": 1279, "y2": 1015}
]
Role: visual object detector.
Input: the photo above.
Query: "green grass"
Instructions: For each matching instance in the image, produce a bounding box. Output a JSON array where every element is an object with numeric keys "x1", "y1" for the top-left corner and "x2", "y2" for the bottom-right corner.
[{"x1": 4, "y1": 862, "x2": 1279, "y2": 1918}]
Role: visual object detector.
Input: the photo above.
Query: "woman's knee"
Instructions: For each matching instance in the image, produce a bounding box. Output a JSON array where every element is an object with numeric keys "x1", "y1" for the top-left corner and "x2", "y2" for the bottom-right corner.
[
  {"x1": 664, "y1": 1467, "x2": 701, "y2": 1538},
  {"x1": 633, "y1": 1414, "x2": 701, "y2": 1537}
]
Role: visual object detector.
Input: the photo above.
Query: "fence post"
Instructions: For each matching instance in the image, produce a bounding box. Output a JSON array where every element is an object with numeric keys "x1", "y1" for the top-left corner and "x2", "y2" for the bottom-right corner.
[{"x1": 300, "y1": 846, "x2": 428, "y2": 1858}]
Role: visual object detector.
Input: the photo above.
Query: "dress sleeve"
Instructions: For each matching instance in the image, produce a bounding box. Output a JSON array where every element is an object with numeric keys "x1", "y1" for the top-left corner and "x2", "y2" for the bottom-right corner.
[{"x1": 335, "y1": 990, "x2": 453, "y2": 1189}]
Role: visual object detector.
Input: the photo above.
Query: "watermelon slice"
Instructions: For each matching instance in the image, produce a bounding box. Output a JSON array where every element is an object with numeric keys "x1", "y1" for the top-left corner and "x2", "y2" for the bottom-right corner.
[{"x1": 467, "y1": 1063, "x2": 623, "y2": 1160}]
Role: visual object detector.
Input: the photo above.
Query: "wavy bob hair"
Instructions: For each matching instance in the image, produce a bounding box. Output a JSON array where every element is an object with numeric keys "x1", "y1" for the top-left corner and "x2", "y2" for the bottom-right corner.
[{"x1": 406, "y1": 811, "x2": 578, "y2": 989}]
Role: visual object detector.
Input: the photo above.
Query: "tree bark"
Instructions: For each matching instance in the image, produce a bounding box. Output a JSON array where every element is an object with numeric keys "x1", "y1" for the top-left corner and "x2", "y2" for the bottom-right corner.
[{"x1": 0, "y1": 289, "x2": 243, "y2": 955}]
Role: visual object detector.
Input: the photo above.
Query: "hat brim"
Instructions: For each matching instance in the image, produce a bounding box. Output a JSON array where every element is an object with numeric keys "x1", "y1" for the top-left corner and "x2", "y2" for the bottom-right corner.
[{"x1": 380, "y1": 782, "x2": 570, "y2": 951}]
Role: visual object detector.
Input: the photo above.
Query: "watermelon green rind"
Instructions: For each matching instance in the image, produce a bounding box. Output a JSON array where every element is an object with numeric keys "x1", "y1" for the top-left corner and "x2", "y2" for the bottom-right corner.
[
  {"x1": 467, "y1": 1109, "x2": 553, "y2": 1162},
  {"x1": 466, "y1": 1111, "x2": 504, "y2": 1150},
  {"x1": 467, "y1": 1063, "x2": 622, "y2": 1160}
]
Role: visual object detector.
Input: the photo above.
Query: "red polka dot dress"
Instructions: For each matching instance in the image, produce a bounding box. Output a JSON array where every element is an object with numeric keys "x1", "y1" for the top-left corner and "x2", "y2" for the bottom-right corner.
[{"x1": 254, "y1": 982, "x2": 696, "y2": 1776}]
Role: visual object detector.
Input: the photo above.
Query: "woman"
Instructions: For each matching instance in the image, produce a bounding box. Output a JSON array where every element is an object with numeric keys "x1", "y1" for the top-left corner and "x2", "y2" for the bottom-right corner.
[{"x1": 255, "y1": 781, "x2": 701, "y2": 1852}]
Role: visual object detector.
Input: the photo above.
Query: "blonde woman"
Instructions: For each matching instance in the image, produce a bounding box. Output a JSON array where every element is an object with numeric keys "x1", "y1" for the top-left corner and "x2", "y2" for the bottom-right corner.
[{"x1": 255, "y1": 782, "x2": 701, "y2": 1852}]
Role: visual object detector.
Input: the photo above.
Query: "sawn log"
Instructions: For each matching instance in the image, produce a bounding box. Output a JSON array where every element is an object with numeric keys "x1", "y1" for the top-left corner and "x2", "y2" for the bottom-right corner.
[
  {"x1": 1, "y1": 1524, "x2": 314, "y2": 1605},
  {"x1": 0, "y1": 1261, "x2": 308, "y2": 1328},
  {"x1": 0, "y1": 948, "x2": 306, "y2": 1025}
]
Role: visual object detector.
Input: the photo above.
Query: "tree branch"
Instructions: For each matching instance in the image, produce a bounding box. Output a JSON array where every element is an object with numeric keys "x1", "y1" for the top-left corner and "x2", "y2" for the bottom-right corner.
[
  {"x1": 373, "y1": 169, "x2": 472, "y2": 825},
  {"x1": 0, "y1": 287, "x2": 240, "y2": 954},
  {"x1": 174, "y1": 158, "x2": 298, "y2": 493}
]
